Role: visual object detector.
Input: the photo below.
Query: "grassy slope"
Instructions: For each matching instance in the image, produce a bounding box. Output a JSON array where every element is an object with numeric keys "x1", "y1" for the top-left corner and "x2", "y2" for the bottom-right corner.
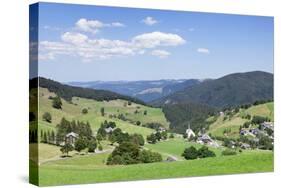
[
  {"x1": 38, "y1": 87, "x2": 169, "y2": 137},
  {"x1": 145, "y1": 138, "x2": 222, "y2": 159},
  {"x1": 208, "y1": 102, "x2": 274, "y2": 138},
  {"x1": 39, "y1": 149, "x2": 273, "y2": 186}
]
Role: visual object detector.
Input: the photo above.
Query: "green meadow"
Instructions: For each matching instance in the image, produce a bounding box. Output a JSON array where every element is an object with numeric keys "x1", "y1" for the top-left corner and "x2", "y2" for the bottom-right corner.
[
  {"x1": 38, "y1": 146, "x2": 273, "y2": 186},
  {"x1": 32, "y1": 88, "x2": 274, "y2": 186}
]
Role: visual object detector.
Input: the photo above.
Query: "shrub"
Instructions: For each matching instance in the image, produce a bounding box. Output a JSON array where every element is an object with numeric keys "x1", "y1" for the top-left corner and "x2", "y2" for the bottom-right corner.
[
  {"x1": 182, "y1": 146, "x2": 215, "y2": 160},
  {"x1": 182, "y1": 146, "x2": 198, "y2": 160},
  {"x1": 107, "y1": 142, "x2": 140, "y2": 165},
  {"x1": 147, "y1": 133, "x2": 157, "y2": 144},
  {"x1": 197, "y1": 146, "x2": 216, "y2": 158},
  {"x1": 82, "y1": 108, "x2": 88, "y2": 114},
  {"x1": 88, "y1": 139, "x2": 97, "y2": 153},
  {"x1": 98, "y1": 144, "x2": 103, "y2": 151},
  {"x1": 139, "y1": 150, "x2": 162, "y2": 163},
  {"x1": 136, "y1": 121, "x2": 141, "y2": 126},
  {"x1": 42, "y1": 112, "x2": 52, "y2": 123},
  {"x1": 52, "y1": 96, "x2": 62, "y2": 109},
  {"x1": 222, "y1": 149, "x2": 237, "y2": 156}
]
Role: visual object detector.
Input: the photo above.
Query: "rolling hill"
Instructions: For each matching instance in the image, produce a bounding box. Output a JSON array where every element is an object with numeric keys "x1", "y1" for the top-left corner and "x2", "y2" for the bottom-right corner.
[
  {"x1": 207, "y1": 102, "x2": 274, "y2": 139},
  {"x1": 38, "y1": 87, "x2": 169, "y2": 137},
  {"x1": 152, "y1": 71, "x2": 273, "y2": 108}
]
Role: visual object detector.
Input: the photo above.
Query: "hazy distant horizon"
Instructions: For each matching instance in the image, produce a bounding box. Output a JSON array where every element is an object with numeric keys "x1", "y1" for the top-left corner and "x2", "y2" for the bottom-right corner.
[{"x1": 34, "y1": 70, "x2": 273, "y2": 83}]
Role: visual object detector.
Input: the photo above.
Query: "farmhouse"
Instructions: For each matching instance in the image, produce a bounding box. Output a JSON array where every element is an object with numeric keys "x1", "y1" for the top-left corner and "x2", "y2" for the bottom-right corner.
[
  {"x1": 65, "y1": 132, "x2": 79, "y2": 146},
  {"x1": 197, "y1": 134, "x2": 219, "y2": 147},
  {"x1": 158, "y1": 127, "x2": 166, "y2": 133},
  {"x1": 249, "y1": 128, "x2": 261, "y2": 135}
]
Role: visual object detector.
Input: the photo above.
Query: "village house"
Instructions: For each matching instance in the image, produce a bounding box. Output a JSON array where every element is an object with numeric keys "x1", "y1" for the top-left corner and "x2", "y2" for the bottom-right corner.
[
  {"x1": 249, "y1": 128, "x2": 260, "y2": 135},
  {"x1": 157, "y1": 127, "x2": 166, "y2": 133},
  {"x1": 104, "y1": 127, "x2": 115, "y2": 133},
  {"x1": 260, "y1": 122, "x2": 274, "y2": 131},
  {"x1": 197, "y1": 134, "x2": 219, "y2": 147},
  {"x1": 65, "y1": 132, "x2": 79, "y2": 146}
]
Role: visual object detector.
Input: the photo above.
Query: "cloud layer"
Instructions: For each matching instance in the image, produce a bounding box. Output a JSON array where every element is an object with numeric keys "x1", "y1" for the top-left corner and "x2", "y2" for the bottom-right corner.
[
  {"x1": 75, "y1": 18, "x2": 125, "y2": 35},
  {"x1": 39, "y1": 31, "x2": 185, "y2": 61}
]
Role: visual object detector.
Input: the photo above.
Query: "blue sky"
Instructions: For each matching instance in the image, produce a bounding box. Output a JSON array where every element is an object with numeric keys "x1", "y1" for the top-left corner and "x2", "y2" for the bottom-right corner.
[{"x1": 35, "y1": 2, "x2": 274, "y2": 82}]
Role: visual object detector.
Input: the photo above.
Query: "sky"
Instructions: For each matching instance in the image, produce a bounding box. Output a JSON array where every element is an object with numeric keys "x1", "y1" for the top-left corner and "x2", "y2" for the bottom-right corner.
[{"x1": 32, "y1": 2, "x2": 274, "y2": 82}]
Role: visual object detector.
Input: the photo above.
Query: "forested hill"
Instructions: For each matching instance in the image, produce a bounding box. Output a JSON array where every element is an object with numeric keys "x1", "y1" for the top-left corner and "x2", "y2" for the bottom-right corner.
[
  {"x1": 34, "y1": 77, "x2": 146, "y2": 105},
  {"x1": 162, "y1": 102, "x2": 216, "y2": 133},
  {"x1": 152, "y1": 71, "x2": 273, "y2": 109}
]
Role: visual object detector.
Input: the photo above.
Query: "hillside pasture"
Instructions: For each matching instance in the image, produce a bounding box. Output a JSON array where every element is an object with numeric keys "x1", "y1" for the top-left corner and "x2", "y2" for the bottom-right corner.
[{"x1": 39, "y1": 150, "x2": 273, "y2": 186}]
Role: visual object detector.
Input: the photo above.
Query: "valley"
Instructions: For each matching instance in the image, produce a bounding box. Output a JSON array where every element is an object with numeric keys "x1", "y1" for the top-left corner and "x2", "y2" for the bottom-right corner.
[{"x1": 29, "y1": 71, "x2": 274, "y2": 186}]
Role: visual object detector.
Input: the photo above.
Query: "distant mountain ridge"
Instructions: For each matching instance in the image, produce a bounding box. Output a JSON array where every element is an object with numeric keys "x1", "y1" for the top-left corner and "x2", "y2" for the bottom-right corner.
[
  {"x1": 34, "y1": 77, "x2": 146, "y2": 105},
  {"x1": 153, "y1": 71, "x2": 273, "y2": 108},
  {"x1": 68, "y1": 79, "x2": 201, "y2": 103}
]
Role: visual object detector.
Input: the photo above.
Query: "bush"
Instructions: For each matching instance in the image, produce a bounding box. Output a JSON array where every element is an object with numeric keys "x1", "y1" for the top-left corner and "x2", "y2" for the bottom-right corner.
[
  {"x1": 243, "y1": 121, "x2": 251, "y2": 128},
  {"x1": 197, "y1": 146, "x2": 216, "y2": 158},
  {"x1": 182, "y1": 146, "x2": 198, "y2": 160},
  {"x1": 88, "y1": 139, "x2": 97, "y2": 153},
  {"x1": 52, "y1": 96, "x2": 62, "y2": 109},
  {"x1": 147, "y1": 133, "x2": 157, "y2": 144},
  {"x1": 42, "y1": 112, "x2": 52, "y2": 123},
  {"x1": 136, "y1": 121, "x2": 141, "y2": 126},
  {"x1": 98, "y1": 144, "x2": 103, "y2": 151},
  {"x1": 82, "y1": 108, "x2": 88, "y2": 114},
  {"x1": 107, "y1": 142, "x2": 140, "y2": 165},
  {"x1": 182, "y1": 146, "x2": 215, "y2": 160},
  {"x1": 107, "y1": 142, "x2": 162, "y2": 165},
  {"x1": 139, "y1": 150, "x2": 162, "y2": 163},
  {"x1": 222, "y1": 149, "x2": 237, "y2": 156}
]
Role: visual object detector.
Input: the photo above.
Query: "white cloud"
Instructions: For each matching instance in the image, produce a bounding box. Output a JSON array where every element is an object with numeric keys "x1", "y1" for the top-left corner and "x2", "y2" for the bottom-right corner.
[
  {"x1": 142, "y1": 17, "x2": 158, "y2": 26},
  {"x1": 132, "y1": 31, "x2": 186, "y2": 48},
  {"x1": 197, "y1": 48, "x2": 210, "y2": 54},
  {"x1": 75, "y1": 18, "x2": 125, "y2": 34},
  {"x1": 151, "y1": 50, "x2": 171, "y2": 58},
  {"x1": 61, "y1": 32, "x2": 88, "y2": 44},
  {"x1": 111, "y1": 22, "x2": 125, "y2": 27}
]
